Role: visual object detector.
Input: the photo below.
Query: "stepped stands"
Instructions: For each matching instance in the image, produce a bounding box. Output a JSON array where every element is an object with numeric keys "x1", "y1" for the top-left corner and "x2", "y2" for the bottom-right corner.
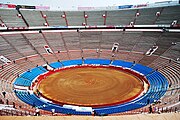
[
  {"x1": 131, "y1": 64, "x2": 154, "y2": 75},
  {"x1": 69, "y1": 50, "x2": 82, "y2": 60},
  {"x1": 37, "y1": 66, "x2": 48, "y2": 73},
  {"x1": 135, "y1": 7, "x2": 162, "y2": 25},
  {"x1": 0, "y1": 5, "x2": 179, "y2": 27},
  {"x1": 106, "y1": 9, "x2": 136, "y2": 25},
  {"x1": 61, "y1": 59, "x2": 82, "y2": 66},
  {"x1": 27, "y1": 55, "x2": 46, "y2": 67},
  {"x1": 19, "y1": 67, "x2": 44, "y2": 80},
  {"x1": 13, "y1": 59, "x2": 169, "y2": 115},
  {"x1": 42, "y1": 54, "x2": 58, "y2": 64},
  {"x1": 15, "y1": 90, "x2": 46, "y2": 107},
  {"x1": 13, "y1": 66, "x2": 47, "y2": 86},
  {"x1": 0, "y1": 64, "x2": 24, "y2": 91},
  {"x1": 56, "y1": 52, "x2": 70, "y2": 61},
  {"x1": 42, "y1": 11, "x2": 65, "y2": 26},
  {"x1": 84, "y1": 59, "x2": 111, "y2": 65},
  {"x1": 83, "y1": 49, "x2": 98, "y2": 59},
  {"x1": 86, "y1": 11, "x2": 105, "y2": 26},
  {"x1": 15, "y1": 58, "x2": 36, "y2": 71},
  {"x1": 157, "y1": 62, "x2": 180, "y2": 107},
  {"x1": 20, "y1": 10, "x2": 45, "y2": 26},
  {"x1": 13, "y1": 67, "x2": 46, "y2": 86},
  {"x1": 148, "y1": 57, "x2": 170, "y2": 70},
  {"x1": 112, "y1": 60, "x2": 133, "y2": 68},
  {"x1": 13, "y1": 78, "x2": 31, "y2": 86},
  {"x1": 49, "y1": 62, "x2": 63, "y2": 69},
  {"x1": 156, "y1": 5, "x2": 180, "y2": 25},
  {"x1": 42, "y1": 32, "x2": 67, "y2": 52},
  {"x1": 65, "y1": 11, "x2": 84, "y2": 26},
  {"x1": 0, "y1": 5, "x2": 179, "y2": 116},
  {"x1": 15, "y1": 90, "x2": 92, "y2": 115},
  {"x1": 0, "y1": 9, "x2": 26, "y2": 27}
]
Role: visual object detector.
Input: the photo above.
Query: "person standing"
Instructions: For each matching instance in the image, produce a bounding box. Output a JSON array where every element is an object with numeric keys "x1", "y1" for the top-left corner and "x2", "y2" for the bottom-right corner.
[
  {"x1": 149, "y1": 105, "x2": 153, "y2": 113},
  {"x1": 2, "y1": 91, "x2": 6, "y2": 98}
]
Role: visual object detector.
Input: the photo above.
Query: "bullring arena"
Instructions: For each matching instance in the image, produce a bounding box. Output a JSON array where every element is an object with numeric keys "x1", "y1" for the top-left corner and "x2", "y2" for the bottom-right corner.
[
  {"x1": 0, "y1": 1, "x2": 180, "y2": 120},
  {"x1": 37, "y1": 65, "x2": 145, "y2": 107}
]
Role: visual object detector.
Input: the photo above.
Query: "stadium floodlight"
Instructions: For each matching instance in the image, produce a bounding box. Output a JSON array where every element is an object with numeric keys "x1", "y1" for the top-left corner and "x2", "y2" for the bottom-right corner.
[
  {"x1": 136, "y1": 12, "x2": 140, "y2": 17},
  {"x1": 112, "y1": 43, "x2": 119, "y2": 52},
  {"x1": 130, "y1": 22, "x2": 134, "y2": 26},
  {"x1": 43, "y1": 22, "x2": 48, "y2": 26},
  {"x1": 0, "y1": 23, "x2": 5, "y2": 27},
  {"x1": 61, "y1": 14, "x2": 66, "y2": 18},
  {"x1": 82, "y1": 22, "x2": 86, "y2": 26},
  {"x1": 43, "y1": 14, "x2": 47, "y2": 18},
  {"x1": 102, "y1": 14, "x2": 106, "y2": 18},
  {"x1": 171, "y1": 20, "x2": 178, "y2": 26},
  {"x1": 171, "y1": 42, "x2": 176, "y2": 45},
  {"x1": 162, "y1": 28, "x2": 168, "y2": 32},
  {"x1": 84, "y1": 14, "x2": 88, "y2": 18},
  {"x1": 156, "y1": 12, "x2": 160, "y2": 16},
  {"x1": 17, "y1": 13, "x2": 22, "y2": 18},
  {"x1": 39, "y1": 30, "x2": 42, "y2": 33},
  {"x1": 44, "y1": 45, "x2": 53, "y2": 54}
]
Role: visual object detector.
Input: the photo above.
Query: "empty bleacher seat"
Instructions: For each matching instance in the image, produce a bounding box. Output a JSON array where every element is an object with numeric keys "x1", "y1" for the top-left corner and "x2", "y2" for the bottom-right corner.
[
  {"x1": 61, "y1": 59, "x2": 82, "y2": 66},
  {"x1": 112, "y1": 60, "x2": 133, "y2": 68},
  {"x1": 20, "y1": 67, "x2": 45, "y2": 81},
  {"x1": 84, "y1": 59, "x2": 111, "y2": 65},
  {"x1": 49, "y1": 62, "x2": 63, "y2": 69},
  {"x1": 131, "y1": 64, "x2": 154, "y2": 75}
]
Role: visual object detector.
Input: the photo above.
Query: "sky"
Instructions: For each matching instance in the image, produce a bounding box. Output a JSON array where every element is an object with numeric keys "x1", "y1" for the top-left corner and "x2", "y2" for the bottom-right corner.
[{"x1": 0, "y1": 0, "x2": 174, "y2": 10}]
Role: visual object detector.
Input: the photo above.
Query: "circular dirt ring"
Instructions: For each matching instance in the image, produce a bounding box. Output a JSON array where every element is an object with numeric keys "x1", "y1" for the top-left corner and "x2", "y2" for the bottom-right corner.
[{"x1": 37, "y1": 66, "x2": 144, "y2": 107}]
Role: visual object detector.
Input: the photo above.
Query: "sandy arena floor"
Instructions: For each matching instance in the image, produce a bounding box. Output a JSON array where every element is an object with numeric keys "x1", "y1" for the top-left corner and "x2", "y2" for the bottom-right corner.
[{"x1": 37, "y1": 66, "x2": 144, "y2": 107}]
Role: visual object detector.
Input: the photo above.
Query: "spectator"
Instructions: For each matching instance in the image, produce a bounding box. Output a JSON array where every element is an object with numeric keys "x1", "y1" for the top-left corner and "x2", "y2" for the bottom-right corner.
[
  {"x1": 6, "y1": 99, "x2": 9, "y2": 105},
  {"x1": 149, "y1": 105, "x2": 153, "y2": 113},
  {"x1": 37, "y1": 90, "x2": 40, "y2": 97},
  {"x1": 2, "y1": 91, "x2": 6, "y2": 98},
  {"x1": 169, "y1": 59, "x2": 171, "y2": 63},
  {"x1": 35, "y1": 108, "x2": 40, "y2": 116},
  {"x1": 51, "y1": 109, "x2": 55, "y2": 115},
  {"x1": 0, "y1": 99, "x2": 4, "y2": 104},
  {"x1": 147, "y1": 99, "x2": 150, "y2": 104},
  {"x1": 175, "y1": 107, "x2": 177, "y2": 113},
  {"x1": 13, "y1": 102, "x2": 15, "y2": 108},
  {"x1": 32, "y1": 102, "x2": 36, "y2": 108}
]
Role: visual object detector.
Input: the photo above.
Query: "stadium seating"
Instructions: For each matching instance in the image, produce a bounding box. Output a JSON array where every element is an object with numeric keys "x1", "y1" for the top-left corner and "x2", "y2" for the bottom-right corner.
[
  {"x1": 13, "y1": 78, "x2": 31, "y2": 86},
  {"x1": 49, "y1": 62, "x2": 63, "y2": 69},
  {"x1": 13, "y1": 59, "x2": 169, "y2": 115},
  {"x1": 112, "y1": 60, "x2": 133, "y2": 68},
  {"x1": 131, "y1": 64, "x2": 154, "y2": 75},
  {"x1": 0, "y1": 4, "x2": 180, "y2": 116},
  {"x1": 61, "y1": 59, "x2": 83, "y2": 66},
  {"x1": 84, "y1": 59, "x2": 111, "y2": 65},
  {"x1": 13, "y1": 67, "x2": 46, "y2": 86}
]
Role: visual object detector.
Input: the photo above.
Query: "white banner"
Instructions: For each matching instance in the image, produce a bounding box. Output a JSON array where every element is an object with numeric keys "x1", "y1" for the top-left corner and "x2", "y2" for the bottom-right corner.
[
  {"x1": 146, "y1": 46, "x2": 158, "y2": 56},
  {"x1": 0, "y1": 55, "x2": 11, "y2": 64},
  {"x1": 44, "y1": 45, "x2": 53, "y2": 54}
]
